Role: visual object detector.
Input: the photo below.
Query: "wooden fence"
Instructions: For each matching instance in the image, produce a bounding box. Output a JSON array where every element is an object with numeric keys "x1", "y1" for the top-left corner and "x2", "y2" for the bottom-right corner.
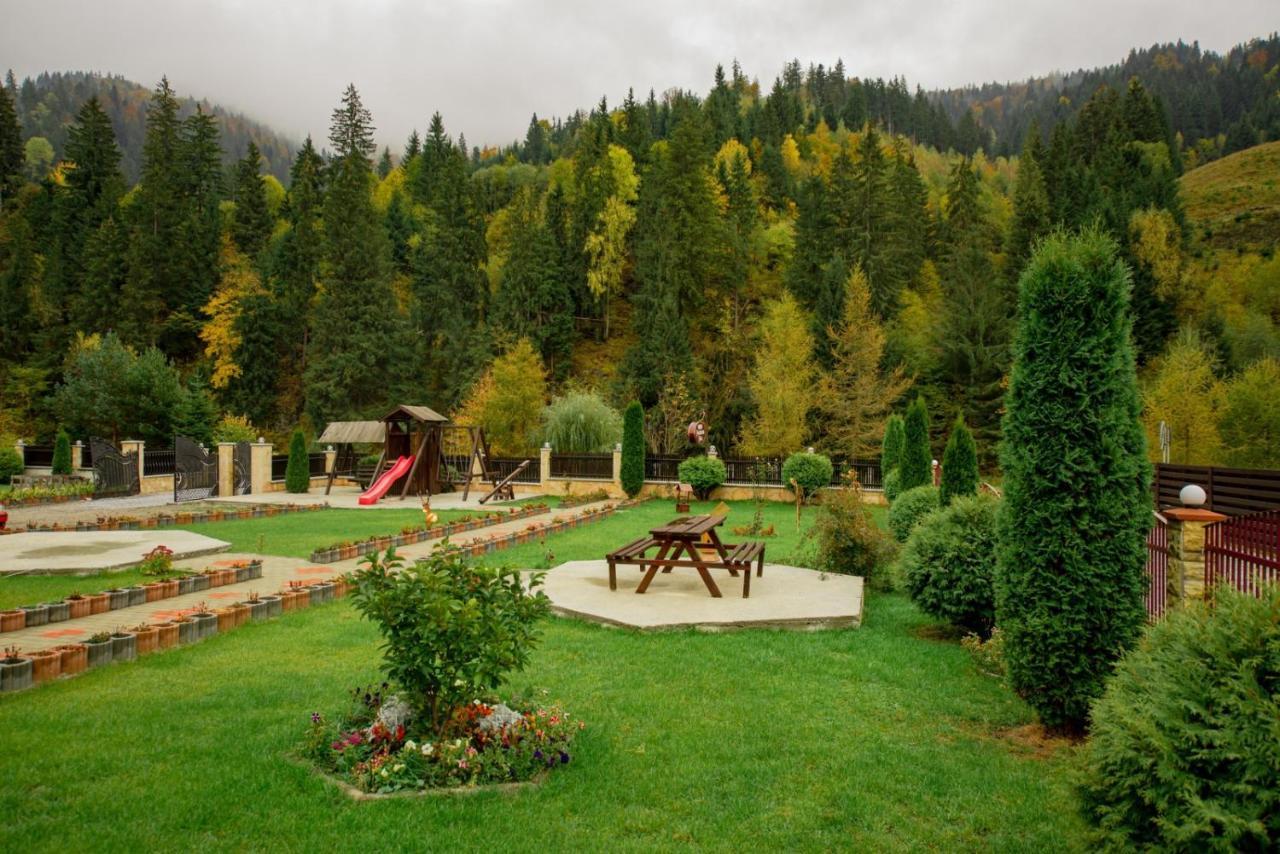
[{"x1": 1153, "y1": 463, "x2": 1280, "y2": 516}]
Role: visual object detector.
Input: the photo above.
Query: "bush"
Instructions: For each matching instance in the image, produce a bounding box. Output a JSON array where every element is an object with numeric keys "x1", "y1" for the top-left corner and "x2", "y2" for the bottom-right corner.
[
  {"x1": 1080, "y1": 587, "x2": 1280, "y2": 850},
  {"x1": 901, "y1": 494, "x2": 998, "y2": 636},
  {"x1": 996, "y1": 230, "x2": 1150, "y2": 734},
  {"x1": 51, "y1": 430, "x2": 72, "y2": 475},
  {"x1": 0, "y1": 447, "x2": 22, "y2": 485},
  {"x1": 284, "y1": 429, "x2": 310, "y2": 493},
  {"x1": 810, "y1": 473, "x2": 896, "y2": 588},
  {"x1": 782, "y1": 451, "x2": 833, "y2": 500},
  {"x1": 539, "y1": 391, "x2": 621, "y2": 453},
  {"x1": 883, "y1": 468, "x2": 902, "y2": 503},
  {"x1": 940, "y1": 417, "x2": 978, "y2": 506},
  {"x1": 677, "y1": 455, "x2": 726, "y2": 499},
  {"x1": 881, "y1": 414, "x2": 905, "y2": 477},
  {"x1": 350, "y1": 548, "x2": 550, "y2": 735},
  {"x1": 887, "y1": 485, "x2": 939, "y2": 543},
  {"x1": 213, "y1": 414, "x2": 258, "y2": 444},
  {"x1": 620, "y1": 401, "x2": 645, "y2": 498},
  {"x1": 900, "y1": 396, "x2": 932, "y2": 491}
]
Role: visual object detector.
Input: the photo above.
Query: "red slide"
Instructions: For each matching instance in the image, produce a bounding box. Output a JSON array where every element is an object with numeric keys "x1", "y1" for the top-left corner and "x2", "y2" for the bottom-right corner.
[{"x1": 358, "y1": 456, "x2": 412, "y2": 505}]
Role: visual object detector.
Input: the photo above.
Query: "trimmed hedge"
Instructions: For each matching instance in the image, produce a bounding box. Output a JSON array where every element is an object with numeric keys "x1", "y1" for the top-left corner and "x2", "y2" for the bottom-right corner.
[
  {"x1": 901, "y1": 396, "x2": 932, "y2": 491},
  {"x1": 677, "y1": 455, "x2": 726, "y2": 500},
  {"x1": 284, "y1": 430, "x2": 310, "y2": 494},
  {"x1": 901, "y1": 494, "x2": 998, "y2": 637},
  {"x1": 782, "y1": 451, "x2": 833, "y2": 500},
  {"x1": 1080, "y1": 587, "x2": 1280, "y2": 850},
  {"x1": 940, "y1": 417, "x2": 978, "y2": 506},
  {"x1": 887, "y1": 485, "x2": 939, "y2": 543},
  {"x1": 620, "y1": 401, "x2": 644, "y2": 498},
  {"x1": 52, "y1": 430, "x2": 73, "y2": 475},
  {"x1": 883, "y1": 468, "x2": 902, "y2": 504}
]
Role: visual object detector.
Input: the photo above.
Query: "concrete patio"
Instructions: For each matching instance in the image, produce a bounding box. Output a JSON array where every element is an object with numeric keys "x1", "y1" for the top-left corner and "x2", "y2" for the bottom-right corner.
[
  {"x1": 539, "y1": 560, "x2": 863, "y2": 631},
  {"x1": 0, "y1": 530, "x2": 231, "y2": 575}
]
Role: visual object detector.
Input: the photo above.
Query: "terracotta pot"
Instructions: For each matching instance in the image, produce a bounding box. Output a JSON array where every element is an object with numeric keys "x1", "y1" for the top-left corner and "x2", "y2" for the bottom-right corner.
[
  {"x1": 88, "y1": 592, "x2": 110, "y2": 614},
  {"x1": 232, "y1": 603, "x2": 250, "y2": 627},
  {"x1": 292, "y1": 589, "x2": 310, "y2": 609},
  {"x1": 144, "y1": 583, "x2": 165, "y2": 603},
  {"x1": 30, "y1": 650, "x2": 62, "y2": 684},
  {"x1": 1, "y1": 610, "x2": 25, "y2": 632},
  {"x1": 84, "y1": 639, "x2": 113, "y2": 668},
  {"x1": 163, "y1": 580, "x2": 180, "y2": 598},
  {"x1": 66, "y1": 598, "x2": 91, "y2": 619},
  {"x1": 133, "y1": 625, "x2": 159, "y2": 655},
  {"x1": 154, "y1": 622, "x2": 179, "y2": 649},
  {"x1": 215, "y1": 608, "x2": 236, "y2": 633},
  {"x1": 55, "y1": 644, "x2": 87, "y2": 675}
]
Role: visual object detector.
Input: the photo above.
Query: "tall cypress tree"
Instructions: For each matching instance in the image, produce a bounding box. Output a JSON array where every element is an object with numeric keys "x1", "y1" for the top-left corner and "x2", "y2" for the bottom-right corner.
[
  {"x1": 232, "y1": 141, "x2": 271, "y2": 258},
  {"x1": 939, "y1": 416, "x2": 978, "y2": 505},
  {"x1": 996, "y1": 230, "x2": 1150, "y2": 734},
  {"x1": 900, "y1": 395, "x2": 932, "y2": 491},
  {"x1": 620, "y1": 401, "x2": 645, "y2": 498},
  {"x1": 881, "y1": 414, "x2": 905, "y2": 477}
]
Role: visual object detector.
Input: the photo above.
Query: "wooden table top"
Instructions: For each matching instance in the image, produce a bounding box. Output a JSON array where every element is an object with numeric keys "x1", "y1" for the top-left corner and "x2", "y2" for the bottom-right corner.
[{"x1": 650, "y1": 515, "x2": 724, "y2": 539}]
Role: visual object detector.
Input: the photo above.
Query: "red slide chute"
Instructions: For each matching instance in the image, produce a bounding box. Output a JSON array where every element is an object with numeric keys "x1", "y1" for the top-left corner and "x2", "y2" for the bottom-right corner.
[{"x1": 357, "y1": 456, "x2": 412, "y2": 506}]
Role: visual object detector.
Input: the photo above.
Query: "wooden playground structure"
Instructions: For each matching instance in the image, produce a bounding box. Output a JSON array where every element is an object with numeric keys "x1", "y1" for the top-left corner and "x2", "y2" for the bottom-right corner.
[{"x1": 318, "y1": 404, "x2": 534, "y2": 504}]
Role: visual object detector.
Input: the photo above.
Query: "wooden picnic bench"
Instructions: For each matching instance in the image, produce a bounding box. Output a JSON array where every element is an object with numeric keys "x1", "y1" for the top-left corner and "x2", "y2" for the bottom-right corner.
[{"x1": 605, "y1": 515, "x2": 766, "y2": 598}]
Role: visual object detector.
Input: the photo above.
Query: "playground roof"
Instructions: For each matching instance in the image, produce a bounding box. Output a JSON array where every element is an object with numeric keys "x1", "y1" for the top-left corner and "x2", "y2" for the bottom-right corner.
[
  {"x1": 317, "y1": 420, "x2": 385, "y2": 444},
  {"x1": 383, "y1": 404, "x2": 449, "y2": 424}
]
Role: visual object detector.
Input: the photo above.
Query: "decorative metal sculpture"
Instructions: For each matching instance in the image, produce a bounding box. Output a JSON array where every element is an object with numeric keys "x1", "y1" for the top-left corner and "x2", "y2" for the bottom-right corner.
[
  {"x1": 174, "y1": 435, "x2": 218, "y2": 502},
  {"x1": 90, "y1": 438, "x2": 139, "y2": 497}
]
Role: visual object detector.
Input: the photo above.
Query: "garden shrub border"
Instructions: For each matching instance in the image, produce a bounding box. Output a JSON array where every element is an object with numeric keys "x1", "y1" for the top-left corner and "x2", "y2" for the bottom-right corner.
[
  {"x1": 307, "y1": 504, "x2": 552, "y2": 563},
  {"x1": 4, "y1": 502, "x2": 327, "y2": 535}
]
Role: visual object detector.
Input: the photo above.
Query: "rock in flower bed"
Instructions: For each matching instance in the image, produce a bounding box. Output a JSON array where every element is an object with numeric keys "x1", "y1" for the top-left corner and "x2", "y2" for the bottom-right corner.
[
  {"x1": 307, "y1": 503, "x2": 551, "y2": 563},
  {"x1": 303, "y1": 688, "x2": 583, "y2": 796},
  {"x1": 300, "y1": 547, "x2": 581, "y2": 796}
]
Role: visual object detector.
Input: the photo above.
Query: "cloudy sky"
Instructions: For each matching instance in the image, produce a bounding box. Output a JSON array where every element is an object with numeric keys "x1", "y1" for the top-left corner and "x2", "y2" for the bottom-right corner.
[{"x1": 3, "y1": 0, "x2": 1276, "y2": 149}]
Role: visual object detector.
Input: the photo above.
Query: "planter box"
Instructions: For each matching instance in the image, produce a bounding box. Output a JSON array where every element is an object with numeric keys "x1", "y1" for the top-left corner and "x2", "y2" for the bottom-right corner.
[
  {"x1": 107, "y1": 589, "x2": 130, "y2": 610},
  {"x1": 249, "y1": 600, "x2": 270, "y2": 621},
  {"x1": 0, "y1": 657, "x2": 33, "y2": 691},
  {"x1": 235, "y1": 566, "x2": 251, "y2": 584},
  {"x1": 194, "y1": 613, "x2": 218, "y2": 640},
  {"x1": 19, "y1": 604, "x2": 48, "y2": 627},
  {"x1": 292, "y1": 590, "x2": 310, "y2": 610},
  {"x1": 110, "y1": 632, "x2": 136, "y2": 662},
  {"x1": 233, "y1": 604, "x2": 250, "y2": 627},
  {"x1": 175, "y1": 620, "x2": 197, "y2": 645},
  {"x1": 193, "y1": 575, "x2": 211, "y2": 592},
  {"x1": 125, "y1": 587, "x2": 146, "y2": 607},
  {"x1": 44, "y1": 601, "x2": 69, "y2": 623},
  {"x1": 66, "y1": 598, "x2": 91, "y2": 619},
  {"x1": 88, "y1": 593, "x2": 110, "y2": 614},
  {"x1": 85, "y1": 639, "x2": 113, "y2": 668},
  {"x1": 215, "y1": 609, "x2": 236, "y2": 633},
  {"x1": 248, "y1": 561, "x2": 263, "y2": 580},
  {"x1": 154, "y1": 622, "x2": 179, "y2": 649},
  {"x1": 260, "y1": 595, "x2": 283, "y2": 618},
  {"x1": 178, "y1": 576, "x2": 197, "y2": 596},
  {"x1": 133, "y1": 626, "x2": 159, "y2": 655},
  {"x1": 163, "y1": 580, "x2": 179, "y2": 598},
  {"x1": 55, "y1": 644, "x2": 87, "y2": 676},
  {"x1": 144, "y1": 584, "x2": 164, "y2": 603},
  {"x1": 30, "y1": 650, "x2": 62, "y2": 684},
  {"x1": 0, "y1": 610, "x2": 23, "y2": 632}
]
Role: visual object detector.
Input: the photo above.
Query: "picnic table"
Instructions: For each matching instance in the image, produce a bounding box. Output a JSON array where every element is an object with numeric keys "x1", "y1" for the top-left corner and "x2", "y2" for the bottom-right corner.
[{"x1": 605, "y1": 514, "x2": 766, "y2": 598}]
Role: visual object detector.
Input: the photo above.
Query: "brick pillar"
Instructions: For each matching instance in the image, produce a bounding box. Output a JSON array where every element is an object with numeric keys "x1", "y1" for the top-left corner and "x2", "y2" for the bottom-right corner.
[
  {"x1": 1166, "y1": 507, "x2": 1228, "y2": 604},
  {"x1": 71, "y1": 441, "x2": 84, "y2": 471},
  {"x1": 540, "y1": 444, "x2": 552, "y2": 490},
  {"x1": 120, "y1": 440, "x2": 145, "y2": 483},
  {"x1": 14, "y1": 439, "x2": 24, "y2": 468},
  {"x1": 612, "y1": 443, "x2": 623, "y2": 493},
  {"x1": 217, "y1": 443, "x2": 235, "y2": 496},
  {"x1": 250, "y1": 440, "x2": 273, "y2": 495}
]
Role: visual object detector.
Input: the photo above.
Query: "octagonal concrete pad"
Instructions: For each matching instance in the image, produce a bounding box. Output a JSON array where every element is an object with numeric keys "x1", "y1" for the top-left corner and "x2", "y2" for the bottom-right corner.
[
  {"x1": 540, "y1": 560, "x2": 862, "y2": 631},
  {"x1": 0, "y1": 530, "x2": 230, "y2": 574}
]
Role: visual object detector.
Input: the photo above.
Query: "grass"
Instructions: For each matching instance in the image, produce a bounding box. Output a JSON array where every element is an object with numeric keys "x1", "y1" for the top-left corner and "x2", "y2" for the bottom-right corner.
[
  {"x1": 0, "y1": 567, "x2": 154, "y2": 611},
  {"x1": 1181, "y1": 140, "x2": 1280, "y2": 252},
  {"x1": 0, "y1": 593, "x2": 1085, "y2": 851}
]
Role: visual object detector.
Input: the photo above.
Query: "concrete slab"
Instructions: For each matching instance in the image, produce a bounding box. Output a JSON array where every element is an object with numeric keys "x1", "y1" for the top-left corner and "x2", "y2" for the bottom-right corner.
[
  {"x1": 539, "y1": 560, "x2": 862, "y2": 631},
  {"x1": 0, "y1": 531, "x2": 230, "y2": 575}
]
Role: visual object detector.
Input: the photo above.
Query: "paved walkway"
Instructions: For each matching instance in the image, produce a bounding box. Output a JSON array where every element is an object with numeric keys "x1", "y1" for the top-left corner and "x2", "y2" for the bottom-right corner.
[
  {"x1": 0, "y1": 530, "x2": 230, "y2": 574},
  {"x1": 4, "y1": 500, "x2": 613, "y2": 652}
]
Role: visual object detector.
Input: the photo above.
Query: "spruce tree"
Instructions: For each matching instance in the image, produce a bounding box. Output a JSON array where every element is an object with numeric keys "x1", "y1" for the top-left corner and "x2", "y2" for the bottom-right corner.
[
  {"x1": 939, "y1": 417, "x2": 978, "y2": 505},
  {"x1": 0, "y1": 79, "x2": 21, "y2": 205},
  {"x1": 376, "y1": 146, "x2": 393, "y2": 178},
  {"x1": 620, "y1": 401, "x2": 645, "y2": 498},
  {"x1": 900, "y1": 395, "x2": 932, "y2": 491},
  {"x1": 232, "y1": 141, "x2": 271, "y2": 258},
  {"x1": 284, "y1": 428, "x2": 310, "y2": 493},
  {"x1": 51, "y1": 429, "x2": 72, "y2": 475},
  {"x1": 996, "y1": 230, "x2": 1150, "y2": 734},
  {"x1": 1007, "y1": 141, "x2": 1051, "y2": 275},
  {"x1": 881, "y1": 414, "x2": 905, "y2": 476}
]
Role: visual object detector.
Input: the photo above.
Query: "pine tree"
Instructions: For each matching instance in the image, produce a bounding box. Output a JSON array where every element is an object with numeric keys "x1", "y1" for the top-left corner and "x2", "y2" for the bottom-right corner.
[
  {"x1": 284, "y1": 428, "x2": 310, "y2": 493},
  {"x1": 231, "y1": 141, "x2": 271, "y2": 257},
  {"x1": 939, "y1": 416, "x2": 978, "y2": 505},
  {"x1": 1008, "y1": 133, "x2": 1051, "y2": 274},
  {"x1": 376, "y1": 146, "x2": 393, "y2": 178},
  {"x1": 818, "y1": 265, "x2": 911, "y2": 459},
  {"x1": 523, "y1": 114, "x2": 549, "y2": 164},
  {"x1": 172, "y1": 106, "x2": 223, "y2": 350},
  {"x1": 0, "y1": 80, "x2": 21, "y2": 205},
  {"x1": 881, "y1": 414, "x2": 905, "y2": 476},
  {"x1": 175, "y1": 376, "x2": 218, "y2": 447},
  {"x1": 900, "y1": 395, "x2": 932, "y2": 491},
  {"x1": 51, "y1": 429, "x2": 72, "y2": 475},
  {"x1": 403, "y1": 129, "x2": 421, "y2": 164},
  {"x1": 621, "y1": 401, "x2": 645, "y2": 497},
  {"x1": 996, "y1": 230, "x2": 1150, "y2": 734}
]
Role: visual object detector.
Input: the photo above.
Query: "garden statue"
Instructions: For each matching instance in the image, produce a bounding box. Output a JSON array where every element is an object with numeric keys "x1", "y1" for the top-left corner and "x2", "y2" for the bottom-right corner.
[
  {"x1": 421, "y1": 497, "x2": 438, "y2": 527},
  {"x1": 687, "y1": 411, "x2": 707, "y2": 445}
]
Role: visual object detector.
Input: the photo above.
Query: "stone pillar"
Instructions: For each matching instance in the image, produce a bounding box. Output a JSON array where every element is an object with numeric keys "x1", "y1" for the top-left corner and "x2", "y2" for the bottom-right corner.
[
  {"x1": 1166, "y1": 507, "x2": 1228, "y2": 604},
  {"x1": 14, "y1": 439, "x2": 24, "y2": 468},
  {"x1": 71, "y1": 441, "x2": 84, "y2": 472},
  {"x1": 707, "y1": 444, "x2": 719, "y2": 459},
  {"x1": 932, "y1": 459, "x2": 941, "y2": 487},
  {"x1": 217, "y1": 443, "x2": 236, "y2": 497},
  {"x1": 249, "y1": 440, "x2": 273, "y2": 495},
  {"x1": 612, "y1": 443, "x2": 623, "y2": 492},
  {"x1": 324, "y1": 445, "x2": 337, "y2": 475},
  {"x1": 539, "y1": 444, "x2": 552, "y2": 490},
  {"x1": 120, "y1": 440, "x2": 145, "y2": 483}
]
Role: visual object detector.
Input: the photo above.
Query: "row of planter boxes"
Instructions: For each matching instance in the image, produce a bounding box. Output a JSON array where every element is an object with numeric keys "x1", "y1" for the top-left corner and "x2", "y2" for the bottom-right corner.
[
  {"x1": 0, "y1": 561, "x2": 264, "y2": 633},
  {"x1": 0, "y1": 490, "x2": 95, "y2": 510},
  {"x1": 0, "y1": 576, "x2": 351, "y2": 693},
  {"x1": 442, "y1": 505, "x2": 621, "y2": 560},
  {"x1": 13, "y1": 502, "x2": 326, "y2": 534},
  {"x1": 307, "y1": 504, "x2": 552, "y2": 563}
]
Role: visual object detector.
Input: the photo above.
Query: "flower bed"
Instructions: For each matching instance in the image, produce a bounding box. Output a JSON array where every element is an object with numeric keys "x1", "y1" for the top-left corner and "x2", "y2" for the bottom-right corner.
[
  {"x1": 304, "y1": 693, "x2": 582, "y2": 797},
  {"x1": 0, "y1": 481, "x2": 95, "y2": 509},
  {"x1": 307, "y1": 503, "x2": 551, "y2": 563},
  {"x1": 3, "y1": 502, "x2": 326, "y2": 535}
]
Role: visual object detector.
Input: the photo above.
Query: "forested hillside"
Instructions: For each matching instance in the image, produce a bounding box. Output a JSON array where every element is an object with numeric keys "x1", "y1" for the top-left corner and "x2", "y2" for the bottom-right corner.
[
  {"x1": 0, "y1": 38, "x2": 1276, "y2": 470},
  {"x1": 7, "y1": 71, "x2": 295, "y2": 183}
]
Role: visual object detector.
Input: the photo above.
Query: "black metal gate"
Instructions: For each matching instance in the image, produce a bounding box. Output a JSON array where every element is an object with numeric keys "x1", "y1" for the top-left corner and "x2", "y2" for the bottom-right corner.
[
  {"x1": 90, "y1": 438, "x2": 140, "y2": 497},
  {"x1": 232, "y1": 441, "x2": 252, "y2": 495},
  {"x1": 174, "y1": 436, "x2": 218, "y2": 502}
]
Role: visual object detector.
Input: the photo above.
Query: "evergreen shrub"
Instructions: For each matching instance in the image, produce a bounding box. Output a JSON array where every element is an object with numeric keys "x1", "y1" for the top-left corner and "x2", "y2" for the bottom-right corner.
[
  {"x1": 888, "y1": 485, "x2": 939, "y2": 543},
  {"x1": 901, "y1": 494, "x2": 998, "y2": 636},
  {"x1": 620, "y1": 402, "x2": 645, "y2": 498},
  {"x1": 677, "y1": 456, "x2": 726, "y2": 500},
  {"x1": 0, "y1": 448, "x2": 22, "y2": 485},
  {"x1": 940, "y1": 417, "x2": 978, "y2": 506},
  {"x1": 284, "y1": 429, "x2": 310, "y2": 493},
  {"x1": 900, "y1": 396, "x2": 932, "y2": 490},
  {"x1": 782, "y1": 451, "x2": 833, "y2": 500},
  {"x1": 883, "y1": 468, "x2": 902, "y2": 503},
  {"x1": 51, "y1": 430, "x2": 72, "y2": 475}
]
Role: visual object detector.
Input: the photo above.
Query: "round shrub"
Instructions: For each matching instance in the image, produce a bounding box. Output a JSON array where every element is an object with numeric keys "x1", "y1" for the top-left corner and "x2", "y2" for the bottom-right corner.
[
  {"x1": 677, "y1": 455, "x2": 726, "y2": 500},
  {"x1": 782, "y1": 451, "x2": 833, "y2": 500},
  {"x1": 883, "y1": 468, "x2": 902, "y2": 504},
  {"x1": 901, "y1": 494, "x2": 998, "y2": 637},
  {"x1": 1080, "y1": 586, "x2": 1280, "y2": 850},
  {"x1": 0, "y1": 447, "x2": 22, "y2": 485},
  {"x1": 888, "y1": 485, "x2": 939, "y2": 543}
]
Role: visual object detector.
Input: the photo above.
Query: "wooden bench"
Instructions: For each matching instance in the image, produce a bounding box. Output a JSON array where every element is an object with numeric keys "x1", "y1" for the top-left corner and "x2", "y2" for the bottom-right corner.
[
  {"x1": 723, "y1": 541, "x2": 766, "y2": 597},
  {"x1": 606, "y1": 537, "x2": 660, "y2": 590},
  {"x1": 605, "y1": 519, "x2": 766, "y2": 597}
]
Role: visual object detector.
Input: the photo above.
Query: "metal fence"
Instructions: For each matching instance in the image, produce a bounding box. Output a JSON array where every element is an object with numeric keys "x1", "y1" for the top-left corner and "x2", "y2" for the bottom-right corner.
[
  {"x1": 722, "y1": 457, "x2": 782, "y2": 485},
  {"x1": 1146, "y1": 511, "x2": 1169, "y2": 621},
  {"x1": 143, "y1": 447, "x2": 175, "y2": 476},
  {"x1": 1154, "y1": 463, "x2": 1280, "y2": 516},
  {"x1": 488, "y1": 456, "x2": 541, "y2": 484},
  {"x1": 1206, "y1": 508, "x2": 1280, "y2": 598},
  {"x1": 549, "y1": 453, "x2": 613, "y2": 480},
  {"x1": 271, "y1": 455, "x2": 289, "y2": 481},
  {"x1": 308, "y1": 453, "x2": 327, "y2": 478},
  {"x1": 831, "y1": 458, "x2": 884, "y2": 490},
  {"x1": 22, "y1": 445, "x2": 54, "y2": 467}
]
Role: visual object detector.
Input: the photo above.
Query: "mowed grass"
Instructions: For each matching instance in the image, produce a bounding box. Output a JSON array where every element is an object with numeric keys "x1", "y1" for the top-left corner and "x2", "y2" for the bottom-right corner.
[
  {"x1": 0, "y1": 594, "x2": 1085, "y2": 851},
  {"x1": 0, "y1": 567, "x2": 154, "y2": 611}
]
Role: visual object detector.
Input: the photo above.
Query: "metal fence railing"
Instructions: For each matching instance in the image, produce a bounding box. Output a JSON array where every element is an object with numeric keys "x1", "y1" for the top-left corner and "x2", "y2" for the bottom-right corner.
[
  {"x1": 22, "y1": 445, "x2": 55, "y2": 467},
  {"x1": 308, "y1": 453, "x2": 327, "y2": 478},
  {"x1": 271, "y1": 455, "x2": 289, "y2": 482},
  {"x1": 550, "y1": 453, "x2": 612, "y2": 480},
  {"x1": 1206, "y1": 508, "x2": 1280, "y2": 599},
  {"x1": 143, "y1": 447, "x2": 175, "y2": 476},
  {"x1": 1146, "y1": 511, "x2": 1169, "y2": 621},
  {"x1": 488, "y1": 457, "x2": 541, "y2": 484},
  {"x1": 643, "y1": 455, "x2": 684, "y2": 482}
]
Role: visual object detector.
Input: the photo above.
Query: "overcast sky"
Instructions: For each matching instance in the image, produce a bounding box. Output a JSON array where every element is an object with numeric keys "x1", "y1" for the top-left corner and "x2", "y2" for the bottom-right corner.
[{"x1": 3, "y1": 1, "x2": 1276, "y2": 150}]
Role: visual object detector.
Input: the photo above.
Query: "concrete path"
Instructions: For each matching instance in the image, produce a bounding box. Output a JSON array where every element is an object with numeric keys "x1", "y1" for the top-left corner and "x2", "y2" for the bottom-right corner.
[
  {"x1": 541, "y1": 560, "x2": 863, "y2": 631},
  {"x1": 0, "y1": 531, "x2": 230, "y2": 574}
]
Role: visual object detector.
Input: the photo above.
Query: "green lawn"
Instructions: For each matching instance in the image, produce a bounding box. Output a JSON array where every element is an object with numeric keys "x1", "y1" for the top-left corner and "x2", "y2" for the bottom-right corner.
[{"x1": 0, "y1": 567, "x2": 154, "y2": 611}]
